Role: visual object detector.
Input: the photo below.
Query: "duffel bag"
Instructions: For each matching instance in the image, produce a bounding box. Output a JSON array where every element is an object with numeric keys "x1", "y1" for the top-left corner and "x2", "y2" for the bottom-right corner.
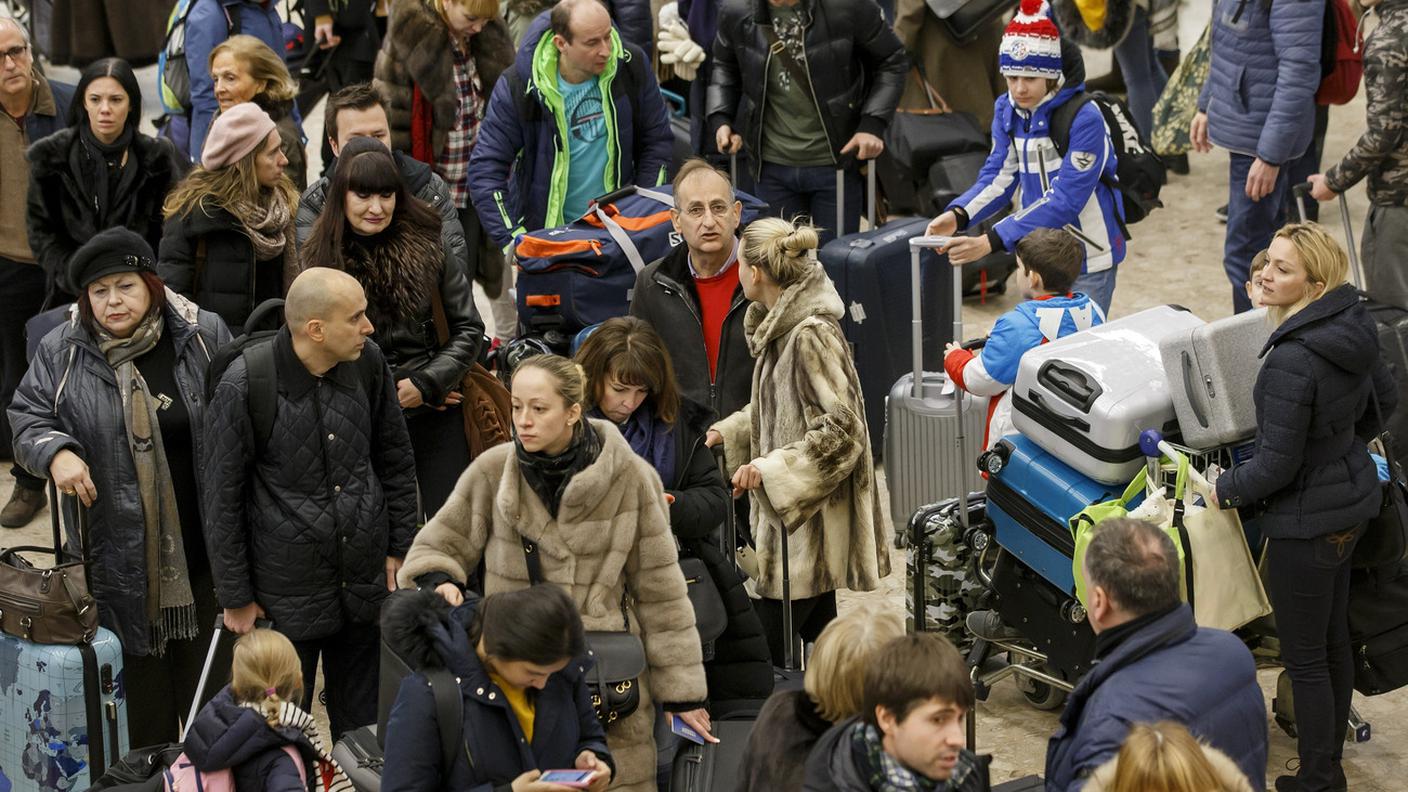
[
  {"x1": 514, "y1": 184, "x2": 767, "y2": 337},
  {"x1": 1349, "y1": 561, "x2": 1408, "y2": 696}
]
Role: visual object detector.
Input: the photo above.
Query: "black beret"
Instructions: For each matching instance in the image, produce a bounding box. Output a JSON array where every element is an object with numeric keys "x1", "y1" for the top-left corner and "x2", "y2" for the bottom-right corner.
[{"x1": 68, "y1": 227, "x2": 157, "y2": 291}]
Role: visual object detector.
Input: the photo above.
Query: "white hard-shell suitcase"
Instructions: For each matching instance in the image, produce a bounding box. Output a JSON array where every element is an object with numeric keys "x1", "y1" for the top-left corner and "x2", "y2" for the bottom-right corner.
[{"x1": 1158, "y1": 309, "x2": 1271, "y2": 448}]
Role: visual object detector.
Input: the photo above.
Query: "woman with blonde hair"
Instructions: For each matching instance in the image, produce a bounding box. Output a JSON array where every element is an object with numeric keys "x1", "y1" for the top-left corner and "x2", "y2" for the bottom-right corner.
[
  {"x1": 207, "y1": 35, "x2": 306, "y2": 188},
  {"x1": 706, "y1": 217, "x2": 891, "y2": 665},
  {"x1": 1214, "y1": 222, "x2": 1396, "y2": 792},
  {"x1": 399, "y1": 353, "x2": 710, "y2": 791},
  {"x1": 1084, "y1": 722, "x2": 1254, "y2": 792},
  {"x1": 157, "y1": 103, "x2": 299, "y2": 332},
  {"x1": 737, "y1": 604, "x2": 904, "y2": 792},
  {"x1": 183, "y1": 629, "x2": 353, "y2": 791}
]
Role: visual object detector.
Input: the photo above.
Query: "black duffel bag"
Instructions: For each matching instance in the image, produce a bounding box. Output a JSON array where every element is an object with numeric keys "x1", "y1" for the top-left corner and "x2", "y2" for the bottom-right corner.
[
  {"x1": 925, "y1": 0, "x2": 1021, "y2": 45},
  {"x1": 1348, "y1": 561, "x2": 1408, "y2": 696},
  {"x1": 876, "y1": 70, "x2": 989, "y2": 215}
]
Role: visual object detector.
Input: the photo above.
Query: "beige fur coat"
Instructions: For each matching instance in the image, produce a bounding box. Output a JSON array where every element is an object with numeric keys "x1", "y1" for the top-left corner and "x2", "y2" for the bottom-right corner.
[
  {"x1": 712, "y1": 263, "x2": 892, "y2": 601},
  {"x1": 398, "y1": 420, "x2": 706, "y2": 791},
  {"x1": 1082, "y1": 741, "x2": 1256, "y2": 792}
]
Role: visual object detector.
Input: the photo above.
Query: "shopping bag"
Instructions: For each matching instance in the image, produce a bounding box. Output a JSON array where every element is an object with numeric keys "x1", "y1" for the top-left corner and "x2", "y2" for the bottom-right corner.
[
  {"x1": 1181, "y1": 468, "x2": 1273, "y2": 631},
  {"x1": 1150, "y1": 24, "x2": 1211, "y2": 157},
  {"x1": 1070, "y1": 457, "x2": 1189, "y2": 606}
]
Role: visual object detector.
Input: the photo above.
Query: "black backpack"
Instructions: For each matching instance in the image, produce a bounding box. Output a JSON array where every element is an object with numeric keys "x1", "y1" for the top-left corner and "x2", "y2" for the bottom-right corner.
[
  {"x1": 204, "y1": 298, "x2": 286, "y2": 457},
  {"x1": 1049, "y1": 91, "x2": 1165, "y2": 227}
]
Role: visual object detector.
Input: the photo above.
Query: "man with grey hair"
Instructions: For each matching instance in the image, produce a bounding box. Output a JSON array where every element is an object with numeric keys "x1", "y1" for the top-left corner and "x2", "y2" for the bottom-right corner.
[
  {"x1": 1045, "y1": 518, "x2": 1267, "y2": 791},
  {"x1": 0, "y1": 13, "x2": 71, "y2": 529}
]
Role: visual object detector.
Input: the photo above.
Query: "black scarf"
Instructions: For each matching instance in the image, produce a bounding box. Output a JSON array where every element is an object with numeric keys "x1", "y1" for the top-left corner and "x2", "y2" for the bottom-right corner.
[
  {"x1": 1093, "y1": 603, "x2": 1180, "y2": 660},
  {"x1": 516, "y1": 421, "x2": 602, "y2": 517},
  {"x1": 77, "y1": 124, "x2": 138, "y2": 227}
]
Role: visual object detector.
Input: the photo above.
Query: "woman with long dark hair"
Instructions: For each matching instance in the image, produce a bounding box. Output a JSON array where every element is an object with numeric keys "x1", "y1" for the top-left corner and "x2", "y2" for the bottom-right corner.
[{"x1": 301, "y1": 138, "x2": 484, "y2": 518}]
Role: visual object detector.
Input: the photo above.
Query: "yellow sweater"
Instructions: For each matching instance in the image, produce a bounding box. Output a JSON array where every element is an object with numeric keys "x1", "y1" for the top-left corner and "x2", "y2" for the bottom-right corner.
[{"x1": 488, "y1": 670, "x2": 536, "y2": 743}]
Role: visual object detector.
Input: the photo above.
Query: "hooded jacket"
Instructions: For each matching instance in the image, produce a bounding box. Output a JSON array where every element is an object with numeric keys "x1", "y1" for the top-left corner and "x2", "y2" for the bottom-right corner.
[
  {"x1": 8, "y1": 296, "x2": 230, "y2": 657},
  {"x1": 711, "y1": 263, "x2": 891, "y2": 601},
  {"x1": 468, "y1": 15, "x2": 674, "y2": 251},
  {"x1": 1216, "y1": 284, "x2": 1398, "y2": 538},
  {"x1": 706, "y1": 0, "x2": 909, "y2": 179},
  {"x1": 380, "y1": 589, "x2": 613, "y2": 792},
  {"x1": 183, "y1": 687, "x2": 317, "y2": 792},
  {"x1": 949, "y1": 44, "x2": 1126, "y2": 273},
  {"x1": 1044, "y1": 605, "x2": 1267, "y2": 792}
]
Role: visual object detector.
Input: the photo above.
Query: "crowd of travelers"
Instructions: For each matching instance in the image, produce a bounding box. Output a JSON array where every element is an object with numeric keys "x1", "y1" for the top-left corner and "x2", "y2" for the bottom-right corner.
[{"x1": 0, "y1": 0, "x2": 1404, "y2": 789}]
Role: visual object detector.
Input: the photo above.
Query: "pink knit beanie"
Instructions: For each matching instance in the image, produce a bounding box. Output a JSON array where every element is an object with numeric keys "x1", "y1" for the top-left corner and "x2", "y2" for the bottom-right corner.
[{"x1": 202, "y1": 102, "x2": 277, "y2": 170}]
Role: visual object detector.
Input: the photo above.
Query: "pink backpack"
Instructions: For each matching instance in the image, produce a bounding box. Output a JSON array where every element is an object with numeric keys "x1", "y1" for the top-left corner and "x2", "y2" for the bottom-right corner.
[{"x1": 162, "y1": 745, "x2": 306, "y2": 792}]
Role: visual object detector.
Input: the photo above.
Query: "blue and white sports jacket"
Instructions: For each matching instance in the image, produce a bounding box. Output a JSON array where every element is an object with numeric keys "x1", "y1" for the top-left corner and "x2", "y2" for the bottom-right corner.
[
  {"x1": 949, "y1": 83, "x2": 1127, "y2": 274},
  {"x1": 945, "y1": 293, "x2": 1105, "y2": 446}
]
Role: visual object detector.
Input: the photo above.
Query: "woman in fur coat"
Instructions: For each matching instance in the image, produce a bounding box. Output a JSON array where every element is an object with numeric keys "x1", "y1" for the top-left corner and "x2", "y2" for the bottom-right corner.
[
  {"x1": 300, "y1": 139, "x2": 485, "y2": 519},
  {"x1": 399, "y1": 353, "x2": 711, "y2": 792},
  {"x1": 706, "y1": 218, "x2": 892, "y2": 666}
]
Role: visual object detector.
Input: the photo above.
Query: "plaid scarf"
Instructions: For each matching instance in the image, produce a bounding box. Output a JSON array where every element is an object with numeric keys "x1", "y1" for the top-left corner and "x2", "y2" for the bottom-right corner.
[
  {"x1": 96, "y1": 312, "x2": 197, "y2": 656},
  {"x1": 240, "y1": 699, "x2": 356, "y2": 792},
  {"x1": 848, "y1": 721, "x2": 979, "y2": 792}
]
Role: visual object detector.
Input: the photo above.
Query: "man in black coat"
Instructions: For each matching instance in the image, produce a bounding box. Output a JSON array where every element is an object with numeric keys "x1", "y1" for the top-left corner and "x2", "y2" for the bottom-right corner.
[
  {"x1": 202, "y1": 268, "x2": 418, "y2": 739},
  {"x1": 303, "y1": 0, "x2": 387, "y2": 173},
  {"x1": 708, "y1": 0, "x2": 907, "y2": 244}
]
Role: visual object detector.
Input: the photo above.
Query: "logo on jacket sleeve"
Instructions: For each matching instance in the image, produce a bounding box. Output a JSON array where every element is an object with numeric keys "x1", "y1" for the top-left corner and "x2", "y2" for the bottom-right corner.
[{"x1": 1070, "y1": 151, "x2": 1097, "y2": 171}]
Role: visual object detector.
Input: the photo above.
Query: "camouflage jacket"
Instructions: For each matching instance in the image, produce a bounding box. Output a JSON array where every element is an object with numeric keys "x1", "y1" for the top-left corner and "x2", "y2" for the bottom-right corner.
[{"x1": 1325, "y1": 0, "x2": 1408, "y2": 205}]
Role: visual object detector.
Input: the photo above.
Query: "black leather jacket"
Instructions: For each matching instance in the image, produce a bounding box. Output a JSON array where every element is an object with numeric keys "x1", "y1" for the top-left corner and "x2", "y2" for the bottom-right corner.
[{"x1": 707, "y1": 0, "x2": 908, "y2": 177}]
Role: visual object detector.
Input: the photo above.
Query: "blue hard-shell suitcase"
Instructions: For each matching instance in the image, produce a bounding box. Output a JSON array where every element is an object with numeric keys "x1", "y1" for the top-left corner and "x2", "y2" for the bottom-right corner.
[
  {"x1": 984, "y1": 434, "x2": 1141, "y2": 594},
  {"x1": 0, "y1": 627, "x2": 129, "y2": 792}
]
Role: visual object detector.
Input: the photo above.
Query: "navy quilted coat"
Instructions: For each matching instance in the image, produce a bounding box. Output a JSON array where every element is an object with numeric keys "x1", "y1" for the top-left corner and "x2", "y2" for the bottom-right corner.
[
  {"x1": 201, "y1": 328, "x2": 418, "y2": 640},
  {"x1": 1216, "y1": 285, "x2": 1397, "y2": 539},
  {"x1": 1197, "y1": 0, "x2": 1325, "y2": 165}
]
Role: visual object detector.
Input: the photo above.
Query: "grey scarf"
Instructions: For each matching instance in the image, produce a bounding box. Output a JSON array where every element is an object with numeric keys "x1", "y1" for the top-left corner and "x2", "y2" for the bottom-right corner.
[{"x1": 96, "y1": 312, "x2": 197, "y2": 655}]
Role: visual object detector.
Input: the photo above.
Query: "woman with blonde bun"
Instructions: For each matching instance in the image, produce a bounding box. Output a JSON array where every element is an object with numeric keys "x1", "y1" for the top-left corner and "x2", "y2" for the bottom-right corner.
[
  {"x1": 1084, "y1": 721, "x2": 1255, "y2": 792},
  {"x1": 706, "y1": 217, "x2": 891, "y2": 665}
]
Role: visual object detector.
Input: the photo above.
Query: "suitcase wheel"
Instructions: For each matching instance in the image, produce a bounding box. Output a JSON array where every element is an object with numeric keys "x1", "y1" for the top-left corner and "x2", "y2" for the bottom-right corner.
[{"x1": 1352, "y1": 721, "x2": 1371, "y2": 743}]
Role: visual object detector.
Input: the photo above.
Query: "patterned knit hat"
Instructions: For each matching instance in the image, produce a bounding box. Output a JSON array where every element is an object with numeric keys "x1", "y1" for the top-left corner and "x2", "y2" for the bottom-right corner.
[{"x1": 1000, "y1": 0, "x2": 1064, "y2": 79}]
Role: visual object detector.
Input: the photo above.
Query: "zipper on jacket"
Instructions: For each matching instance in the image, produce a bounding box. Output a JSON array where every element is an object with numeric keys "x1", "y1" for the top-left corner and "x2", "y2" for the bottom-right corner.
[
  {"x1": 313, "y1": 380, "x2": 348, "y2": 589},
  {"x1": 794, "y1": 20, "x2": 836, "y2": 162}
]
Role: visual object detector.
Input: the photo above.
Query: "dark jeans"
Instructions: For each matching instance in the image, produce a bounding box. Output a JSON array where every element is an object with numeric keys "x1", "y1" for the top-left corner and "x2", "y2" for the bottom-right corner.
[
  {"x1": 121, "y1": 564, "x2": 219, "y2": 746},
  {"x1": 1284, "y1": 105, "x2": 1331, "y2": 223},
  {"x1": 755, "y1": 590, "x2": 838, "y2": 667},
  {"x1": 1225, "y1": 152, "x2": 1295, "y2": 313},
  {"x1": 756, "y1": 162, "x2": 862, "y2": 246},
  {"x1": 1264, "y1": 524, "x2": 1362, "y2": 791},
  {"x1": 0, "y1": 256, "x2": 48, "y2": 488},
  {"x1": 458, "y1": 206, "x2": 483, "y2": 286},
  {"x1": 406, "y1": 402, "x2": 471, "y2": 521},
  {"x1": 292, "y1": 620, "x2": 380, "y2": 741},
  {"x1": 1112, "y1": 7, "x2": 1169, "y2": 138}
]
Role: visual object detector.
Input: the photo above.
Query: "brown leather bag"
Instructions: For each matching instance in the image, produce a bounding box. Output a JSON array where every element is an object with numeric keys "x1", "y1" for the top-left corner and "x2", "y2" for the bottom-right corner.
[
  {"x1": 0, "y1": 484, "x2": 98, "y2": 644},
  {"x1": 429, "y1": 292, "x2": 513, "y2": 456}
]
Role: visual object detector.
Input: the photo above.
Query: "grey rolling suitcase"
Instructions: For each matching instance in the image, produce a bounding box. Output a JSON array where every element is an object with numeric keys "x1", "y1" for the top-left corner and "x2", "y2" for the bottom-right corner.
[
  {"x1": 1158, "y1": 309, "x2": 1271, "y2": 448},
  {"x1": 1011, "y1": 305, "x2": 1206, "y2": 484},
  {"x1": 884, "y1": 238, "x2": 986, "y2": 530}
]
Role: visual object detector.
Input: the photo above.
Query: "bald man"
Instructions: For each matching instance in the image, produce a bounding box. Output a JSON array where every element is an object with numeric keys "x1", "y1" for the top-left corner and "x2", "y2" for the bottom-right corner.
[{"x1": 202, "y1": 269, "x2": 418, "y2": 739}]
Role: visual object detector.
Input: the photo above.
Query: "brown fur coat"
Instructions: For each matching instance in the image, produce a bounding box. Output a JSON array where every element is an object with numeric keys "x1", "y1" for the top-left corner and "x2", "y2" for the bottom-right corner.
[
  {"x1": 398, "y1": 420, "x2": 707, "y2": 791},
  {"x1": 1082, "y1": 742, "x2": 1256, "y2": 792},
  {"x1": 712, "y1": 264, "x2": 892, "y2": 601},
  {"x1": 373, "y1": 1, "x2": 515, "y2": 160}
]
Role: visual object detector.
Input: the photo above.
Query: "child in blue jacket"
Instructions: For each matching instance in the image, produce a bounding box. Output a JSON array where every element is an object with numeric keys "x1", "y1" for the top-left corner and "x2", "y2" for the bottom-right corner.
[
  {"x1": 944, "y1": 228, "x2": 1104, "y2": 448},
  {"x1": 928, "y1": 0, "x2": 1126, "y2": 313}
]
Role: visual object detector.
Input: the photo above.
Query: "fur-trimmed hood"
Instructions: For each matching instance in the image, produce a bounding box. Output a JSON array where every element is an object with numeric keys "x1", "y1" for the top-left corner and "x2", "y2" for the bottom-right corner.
[
  {"x1": 743, "y1": 262, "x2": 845, "y2": 356},
  {"x1": 336, "y1": 217, "x2": 444, "y2": 324},
  {"x1": 1082, "y1": 741, "x2": 1256, "y2": 792},
  {"x1": 1050, "y1": 0, "x2": 1136, "y2": 50},
  {"x1": 382, "y1": 587, "x2": 475, "y2": 674}
]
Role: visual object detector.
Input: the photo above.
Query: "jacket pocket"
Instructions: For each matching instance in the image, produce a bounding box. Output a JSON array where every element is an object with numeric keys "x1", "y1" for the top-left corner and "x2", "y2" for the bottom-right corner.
[{"x1": 1228, "y1": 63, "x2": 1249, "y2": 114}]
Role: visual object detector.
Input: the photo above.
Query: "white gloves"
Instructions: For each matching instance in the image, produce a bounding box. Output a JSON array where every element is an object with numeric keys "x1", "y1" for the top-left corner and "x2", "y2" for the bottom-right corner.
[{"x1": 657, "y1": 4, "x2": 705, "y2": 81}]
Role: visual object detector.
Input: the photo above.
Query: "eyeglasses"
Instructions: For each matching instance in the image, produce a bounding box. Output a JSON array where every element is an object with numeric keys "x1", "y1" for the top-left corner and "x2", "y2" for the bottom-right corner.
[
  {"x1": 680, "y1": 203, "x2": 734, "y2": 220},
  {"x1": 0, "y1": 44, "x2": 29, "y2": 63}
]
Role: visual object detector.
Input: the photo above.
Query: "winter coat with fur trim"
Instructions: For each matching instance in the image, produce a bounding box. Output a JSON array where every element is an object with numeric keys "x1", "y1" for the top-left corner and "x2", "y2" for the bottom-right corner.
[
  {"x1": 1081, "y1": 741, "x2": 1256, "y2": 792},
  {"x1": 374, "y1": 0, "x2": 515, "y2": 165},
  {"x1": 710, "y1": 263, "x2": 891, "y2": 601},
  {"x1": 397, "y1": 419, "x2": 708, "y2": 792}
]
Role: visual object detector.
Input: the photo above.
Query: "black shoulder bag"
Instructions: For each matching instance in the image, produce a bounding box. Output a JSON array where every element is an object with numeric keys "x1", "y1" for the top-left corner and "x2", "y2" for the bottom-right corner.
[
  {"x1": 1355, "y1": 385, "x2": 1408, "y2": 569},
  {"x1": 520, "y1": 537, "x2": 647, "y2": 728}
]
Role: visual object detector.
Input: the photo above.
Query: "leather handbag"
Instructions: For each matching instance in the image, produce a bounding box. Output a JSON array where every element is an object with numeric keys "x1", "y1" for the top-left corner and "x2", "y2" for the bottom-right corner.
[
  {"x1": 0, "y1": 485, "x2": 98, "y2": 644},
  {"x1": 520, "y1": 536, "x2": 646, "y2": 727},
  {"x1": 679, "y1": 555, "x2": 726, "y2": 646},
  {"x1": 1355, "y1": 390, "x2": 1408, "y2": 569},
  {"x1": 430, "y1": 292, "x2": 513, "y2": 455},
  {"x1": 925, "y1": 0, "x2": 1021, "y2": 44}
]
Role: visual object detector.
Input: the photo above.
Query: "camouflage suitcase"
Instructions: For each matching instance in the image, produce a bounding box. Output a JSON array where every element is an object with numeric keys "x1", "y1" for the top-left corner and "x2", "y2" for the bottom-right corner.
[{"x1": 904, "y1": 494, "x2": 987, "y2": 648}]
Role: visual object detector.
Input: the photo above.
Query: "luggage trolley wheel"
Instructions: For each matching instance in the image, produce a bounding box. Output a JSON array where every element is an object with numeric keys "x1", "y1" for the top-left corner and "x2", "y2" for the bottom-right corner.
[
  {"x1": 1010, "y1": 656, "x2": 1068, "y2": 711},
  {"x1": 1352, "y1": 720, "x2": 1371, "y2": 743}
]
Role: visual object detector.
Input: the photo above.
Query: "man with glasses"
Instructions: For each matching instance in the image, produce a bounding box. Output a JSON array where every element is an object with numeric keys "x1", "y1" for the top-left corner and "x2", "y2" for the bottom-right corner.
[{"x1": 0, "y1": 14, "x2": 71, "y2": 529}]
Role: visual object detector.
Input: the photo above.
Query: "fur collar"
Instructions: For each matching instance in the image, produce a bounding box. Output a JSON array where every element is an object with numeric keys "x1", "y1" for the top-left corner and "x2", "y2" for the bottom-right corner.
[
  {"x1": 1082, "y1": 742, "x2": 1254, "y2": 792},
  {"x1": 743, "y1": 262, "x2": 845, "y2": 355},
  {"x1": 338, "y1": 219, "x2": 444, "y2": 323},
  {"x1": 387, "y1": 0, "x2": 514, "y2": 104},
  {"x1": 28, "y1": 127, "x2": 178, "y2": 184}
]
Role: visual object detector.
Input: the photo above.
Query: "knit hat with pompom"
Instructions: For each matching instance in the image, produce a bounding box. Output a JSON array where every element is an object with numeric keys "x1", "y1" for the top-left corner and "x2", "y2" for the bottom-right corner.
[{"x1": 1000, "y1": 0, "x2": 1064, "y2": 79}]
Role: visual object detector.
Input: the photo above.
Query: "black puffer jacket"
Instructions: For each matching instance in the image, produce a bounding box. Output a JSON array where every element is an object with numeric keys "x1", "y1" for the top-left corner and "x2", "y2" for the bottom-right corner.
[
  {"x1": 312, "y1": 215, "x2": 485, "y2": 408},
  {"x1": 666, "y1": 398, "x2": 774, "y2": 702},
  {"x1": 8, "y1": 298, "x2": 230, "y2": 656},
  {"x1": 631, "y1": 244, "x2": 752, "y2": 420},
  {"x1": 1217, "y1": 284, "x2": 1399, "y2": 539},
  {"x1": 184, "y1": 687, "x2": 316, "y2": 792},
  {"x1": 201, "y1": 328, "x2": 419, "y2": 640},
  {"x1": 707, "y1": 0, "x2": 908, "y2": 179},
  {"x1": 26, "y1": 128, "x2": 184, "y2": 304},
  {"x1": 158, "y1": 201, "x2": 297, "y2": 332}
]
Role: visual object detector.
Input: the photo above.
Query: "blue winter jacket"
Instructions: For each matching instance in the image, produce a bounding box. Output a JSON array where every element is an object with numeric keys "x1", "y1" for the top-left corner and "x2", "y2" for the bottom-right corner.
[
  {"x1": 1044, "y1": 606, "x2": 1267, "y2": 792},
  {"x1": 184, "y1": 687, "x2": 314, "y2": 792},
  {"x1": 949, "y1": 75, "x2": 1125, "y2": 273},
  {"x1": 381, "y1": 590, "x2": 615, "y2": 792},
  {"x1": 1198, "y1": 0, "x2": 1324, "y2": 165},
  {"x1": 186, "y1": 0, "x2": 301, "y2": 162},
  {"x1": 468, "y1": 13, "x2": 674, "y2": 252}
]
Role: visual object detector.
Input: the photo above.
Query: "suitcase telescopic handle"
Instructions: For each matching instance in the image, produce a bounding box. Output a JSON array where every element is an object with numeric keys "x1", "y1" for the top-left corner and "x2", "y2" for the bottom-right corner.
[
  {"x1": 909, "y1": 235, "x2": 970, "y2": 531},
  {"x1": 835, "y1": 154, "x2": 876, "y2": 236},
  {"x1": 1338, "y1": 192, "x2": 1364, "y2": 288}
]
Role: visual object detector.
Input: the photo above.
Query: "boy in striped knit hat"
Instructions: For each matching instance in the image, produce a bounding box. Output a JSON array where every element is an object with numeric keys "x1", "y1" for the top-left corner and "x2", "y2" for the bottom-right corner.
[{"x1": 927, "y1": 0, "x2": 1127, "y2": 313}]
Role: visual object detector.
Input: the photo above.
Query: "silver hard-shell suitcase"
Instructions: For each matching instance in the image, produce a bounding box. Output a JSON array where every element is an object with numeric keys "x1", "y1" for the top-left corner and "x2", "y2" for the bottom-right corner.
[
  {"x1": 1159, "y1": 309, "x2": 1271, "y2": 448},
  {"x1": 1011, "y1": 305, "x2": 1205, "y2": 484},
  {"x1": 884, "y1": 239, "x2": 985, "y2": 530}
]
